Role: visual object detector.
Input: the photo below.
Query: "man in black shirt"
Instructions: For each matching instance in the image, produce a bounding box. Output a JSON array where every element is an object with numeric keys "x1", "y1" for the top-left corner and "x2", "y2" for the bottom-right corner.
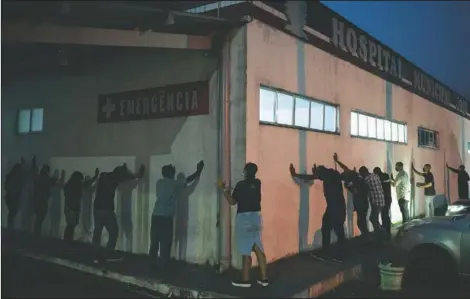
[
  {"x1": 4, "y1": 161, "x2": 24, "y2": 233},
  {"x1": 217, "y1": 163, "x2": 268, "y2": 288},
  {"x1": 93, "y1": 163, "x2": 145, "y2": 262},
  {"x1": 333, "y1": 155, "x2": 369, "y2": 238},
  {"x1": 63, "y1": 168, "x2": 99, "y2": 245},
  {"x1": 412, "y1": 163, "x2": 436, "y2": 217},
  {"x1": 446, "y1": 163, "x2": 470, "y2": 199},
  {"x1": 290, "y1": 160, "x2": 346, "y2": 260},
  {"x1": 373, "y1": 167, "x2": 392, "y2": 239}
]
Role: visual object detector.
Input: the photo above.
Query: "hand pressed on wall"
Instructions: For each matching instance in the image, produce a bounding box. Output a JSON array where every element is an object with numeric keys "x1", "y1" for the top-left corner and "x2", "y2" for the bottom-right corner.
[
  {"x1": 289, "y1": 164, "x2": 296, "y2": 176},
  {"x1": 216, "y1": 178, "x2": 226, "y2": 190},
  {"x1": 197, "y1": 160, "x2": 205, "y2": 172},
  {"x1": 137, "y1": 165, "x2": 145, "y2": 178}
]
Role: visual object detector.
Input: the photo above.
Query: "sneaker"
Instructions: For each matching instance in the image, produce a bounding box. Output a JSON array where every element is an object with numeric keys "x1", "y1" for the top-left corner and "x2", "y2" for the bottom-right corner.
[
  {"x1": 257, "y1": 279, "x2": 270, "y2": 287},
  {"x1": 232, "y1": 280, "x2": 251, "y2": 288}
]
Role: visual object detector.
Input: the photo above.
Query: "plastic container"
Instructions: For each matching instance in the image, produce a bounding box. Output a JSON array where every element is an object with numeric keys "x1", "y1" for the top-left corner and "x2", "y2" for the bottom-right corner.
[{"x1": 379, "y1": 263, "x2": 405, "y2": 291}]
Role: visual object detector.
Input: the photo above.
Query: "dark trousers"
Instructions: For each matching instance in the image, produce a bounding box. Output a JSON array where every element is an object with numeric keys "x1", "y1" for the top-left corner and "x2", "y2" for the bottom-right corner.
[
  {"x1": 381, "y1": 203, "x2": 392, "y2": 238},
  {"x1": 370, "y1": 204, "x2": 385, "y2": 240},
  {"x1": 149, "y1": 215, "x2": 174, "y2": 266},
  {"x1": 34, "y1": 208, "x2": 47, "y2": 236},
  {"x1": 356, "y1": 208, "x2": 369, "y2": 236},
  {"x1": 398, "y1": 198, "x2": 409, "y2": 223},
  {"x1": 92, "y1": 210, "x2": 119, "y2": 255},
  {"x1": 64, "y1": 207, "x2": 80, "y2": 243},
  {"x1": 321, "y1": 208, "x2": 346, "y2": 253}
]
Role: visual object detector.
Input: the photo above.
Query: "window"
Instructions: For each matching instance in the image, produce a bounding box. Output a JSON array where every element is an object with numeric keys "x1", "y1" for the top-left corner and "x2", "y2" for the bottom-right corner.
[
  {"x1": 384, "y1": 120, "x2": 392, "y2": 141},
  {"x1": 350, "y1": 111, "x2": 407, "y2": 144},
  {"x1": 398, "y1": 124, "x2": 405, "y2": 143},
  {"x1": 376, "y1": 119, "x2": 384, "y2": 140},
  {"x1": 324, "y1": 105, "x2": 337, "y2": 132},
  {"x1": 367, "y1": 116, "x2": 376, "y2": 138},
  {"x1": 418, "y1": 127, "x2": 439, "y2": 149},
  {"x1": 276, "y1": 93, "x2": 294, "y2": 125},
  {"x1": 391, "y1": 122, "x2": 398, "y2": 142},
  {"x1": 259, "y1": 89, "x2": 276, "y2": 122},
  {"x1": 17, "y1": 108, "x2": 44, "y2": 134},
  {"x1": 358, "y1": 114, "x2": 368, "y2": 137},
  {"x1": 310, "y1": 102, "x2": 324, "y2": 130},
  {"x1": 350, "y1": 112, "x2": 358, "y2": 136},
  {"x1": 294, "y1": 96, "x2": 310, "y2": 127},
  {"x1": 259, "y1": 86, "x2": 339, "y2": 133}
]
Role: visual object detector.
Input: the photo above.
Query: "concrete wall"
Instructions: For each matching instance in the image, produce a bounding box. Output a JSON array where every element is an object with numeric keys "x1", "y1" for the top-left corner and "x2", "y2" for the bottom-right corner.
[
  {"x1": 1, "y1": 47, "x2": 223, "y2": 265},
  {"x1": 245, "y1": 20, "x2": 470, "y2": 262},
  {"x1": 228, "y1": 26, "x2": 248, "y2": 268}
]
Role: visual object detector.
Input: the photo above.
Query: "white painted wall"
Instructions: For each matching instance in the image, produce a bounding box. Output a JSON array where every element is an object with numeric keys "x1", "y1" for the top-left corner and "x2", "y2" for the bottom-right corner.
[{"x1": 1, "y1": 47, "x2": 223, "y2": 265}]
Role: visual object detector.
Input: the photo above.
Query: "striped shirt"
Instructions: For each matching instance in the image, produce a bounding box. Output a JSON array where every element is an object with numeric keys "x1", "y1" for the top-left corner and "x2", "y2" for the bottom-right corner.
[
  {"x1": 395, "y1": 170, "x2": 410, "y2": 199},
  {"x1": 365, "y1": 173, "x2": 385, "y2": 207}
]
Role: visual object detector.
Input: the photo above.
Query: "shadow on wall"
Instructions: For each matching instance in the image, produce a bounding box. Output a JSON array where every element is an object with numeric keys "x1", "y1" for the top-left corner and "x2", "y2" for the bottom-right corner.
[
  {"x1": 48, "y1": 170, "x2": 63, "y2": 238},
  {"x1": 19, "y1": 169, "x2": 36, "y2": 232},
  {"x1": 174, "y1": 173, "x2": 200, "y2": 260},
  {"x1": 80, "y1": 178, "x2": 96, "y2": 242},
  {"x1": 290, "y1": 177, "x2": 313, "y2": 252},
  {"x1": 117, "y1": 178, "x2": 140, "y2": 252}
]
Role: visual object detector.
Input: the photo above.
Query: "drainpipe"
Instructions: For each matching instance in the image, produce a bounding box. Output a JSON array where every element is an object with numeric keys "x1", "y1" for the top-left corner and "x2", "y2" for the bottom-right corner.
[
  {"x1": 217, "y1": 36, "x2": 232, "y2": 273},
  {"x1": 216, "y1": 41, "x2": 224, "y2": 271}
]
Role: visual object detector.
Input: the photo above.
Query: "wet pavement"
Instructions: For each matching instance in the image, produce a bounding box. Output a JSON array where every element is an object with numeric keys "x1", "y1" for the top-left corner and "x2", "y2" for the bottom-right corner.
[
  {"x1": 3, "y1": 230, "x2": 371, "y2": 298},
  {"x1": 2, "y1": 251, "x2": 162, "y2": 298}
]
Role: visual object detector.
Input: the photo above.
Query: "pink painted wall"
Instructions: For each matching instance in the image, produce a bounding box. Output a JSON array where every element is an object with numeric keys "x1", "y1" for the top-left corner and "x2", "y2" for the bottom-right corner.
[{"x1": 245, "y1": 20, "x2": 470, "y2": 262}]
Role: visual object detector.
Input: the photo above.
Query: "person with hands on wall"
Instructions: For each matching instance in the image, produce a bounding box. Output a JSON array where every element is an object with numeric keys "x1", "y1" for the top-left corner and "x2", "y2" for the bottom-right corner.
[
  {"x1": 150, "y1": 160, "x2": 204, "y2": 271},
  {"x1": 217, "y1": 162, "x2": 269, "y2": 288}
]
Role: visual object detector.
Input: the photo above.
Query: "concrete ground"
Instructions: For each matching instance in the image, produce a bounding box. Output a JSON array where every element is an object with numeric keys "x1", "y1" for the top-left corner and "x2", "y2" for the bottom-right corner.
[
  {"x1": 319, "y1": 276, "x2": 470, "y2": 298},
  {"x1": 2, "y1": 251, "x2": 163, "y2": 298},
  {"x1": 3, "y1": 230, "x2": 368, "y2": 298}
]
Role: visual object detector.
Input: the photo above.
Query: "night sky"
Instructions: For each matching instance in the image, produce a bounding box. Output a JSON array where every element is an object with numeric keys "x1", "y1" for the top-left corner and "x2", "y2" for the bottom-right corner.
[{"x1": 322, "y1": 1, "x2": 470, "y2": 101}]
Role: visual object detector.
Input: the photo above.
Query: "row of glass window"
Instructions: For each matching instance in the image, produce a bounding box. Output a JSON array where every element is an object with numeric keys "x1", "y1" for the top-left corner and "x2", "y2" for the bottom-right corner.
[
  {"x1": 259, "y1": 87, "x2": 338, "y2": 132},
  {"x1": 259, "y1": 86, "x2": 440, "y2": 148},
  {"x1": 350, "y1": 111, "x2": 407, "y2": 144}
]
